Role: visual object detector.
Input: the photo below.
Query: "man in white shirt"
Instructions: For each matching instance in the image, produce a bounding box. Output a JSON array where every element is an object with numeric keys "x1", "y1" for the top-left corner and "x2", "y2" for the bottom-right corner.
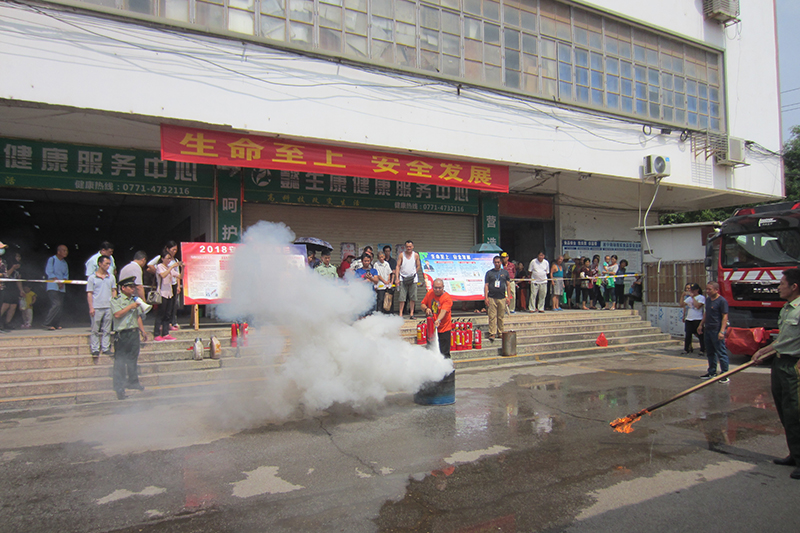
[
  {"x1": 396, "y1": 240, "x2": 422, "y2": 319},
  {"x1": 85, "y1": 241, "x2": 115, "y2": 278},
  {"x1": 119, "y1": 251, "x2": 148, "y2": 301},
  {"x1": 528, "y1": 251, "x2": 549, "y2": 313}
]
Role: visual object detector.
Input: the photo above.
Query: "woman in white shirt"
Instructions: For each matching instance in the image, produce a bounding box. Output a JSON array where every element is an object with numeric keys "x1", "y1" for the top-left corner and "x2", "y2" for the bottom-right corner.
[
  {"x1": 154, "y1": 253, "x2": 181, "y2": 341},
  {"x1": 682, "y1": 283, "x2": 706, "y2": 354},
  {"x1": 148, "y1": 241, "x2": 182, "y2": 331}
]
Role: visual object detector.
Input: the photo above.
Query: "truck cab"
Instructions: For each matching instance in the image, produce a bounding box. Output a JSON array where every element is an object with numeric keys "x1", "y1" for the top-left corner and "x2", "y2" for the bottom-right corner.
[{"x1": 706, "y1": 202, "x2": 800, "y2": 328}]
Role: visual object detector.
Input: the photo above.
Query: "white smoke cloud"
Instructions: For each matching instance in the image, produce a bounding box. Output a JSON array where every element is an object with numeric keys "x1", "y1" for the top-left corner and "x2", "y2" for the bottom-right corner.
[{"x1": 216, "y1": 221, "x2": 453, "y2": 421}]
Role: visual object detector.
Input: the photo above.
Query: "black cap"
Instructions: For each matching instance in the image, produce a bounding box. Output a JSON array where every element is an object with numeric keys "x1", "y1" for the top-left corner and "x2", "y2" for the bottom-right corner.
[{"x1": 119, "y1": 276, "x2": 136, "y2": 287}]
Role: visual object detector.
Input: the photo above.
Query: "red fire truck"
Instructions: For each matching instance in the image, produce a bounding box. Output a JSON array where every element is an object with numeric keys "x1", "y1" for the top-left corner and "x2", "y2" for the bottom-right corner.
[{"x1": 705, "y1": 201, "x2": 800, "y2": 329}]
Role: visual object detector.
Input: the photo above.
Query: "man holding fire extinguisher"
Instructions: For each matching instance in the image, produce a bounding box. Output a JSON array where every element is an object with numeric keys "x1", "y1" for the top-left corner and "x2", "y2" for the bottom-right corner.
[{"x1": 420, "y1": 278, "x2": 452, "y2": 359}]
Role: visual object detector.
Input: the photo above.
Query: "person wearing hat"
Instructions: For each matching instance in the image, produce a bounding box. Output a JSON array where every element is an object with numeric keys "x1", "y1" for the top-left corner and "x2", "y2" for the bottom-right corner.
[
  {"x1": 500, "y1": 252, "x2": 516, "y2": 314},
  {"x1": 110, "y1": 276, "x2": 149, "y2": 400},
  {"x1": 314, "y1": 251, "x2": 337, "y2": 279}
]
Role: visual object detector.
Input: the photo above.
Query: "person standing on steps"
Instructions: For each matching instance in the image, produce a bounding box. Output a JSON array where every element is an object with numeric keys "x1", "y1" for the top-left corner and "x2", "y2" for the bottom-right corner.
[
  {"x1": 484, "y1": 256, "x2": 511, "y2": 342},
  {"x1": 110, "y1": 277, "x2": 149, "y2": 400},
  {"x1": 501, "y1": 252, "x2": 516, "y2": 314},
  {"x1": 42, "y1": 244, "x2": 69, "y2": 331},
  {"x1": 396, "y1": 240, "x2": 422, "y2": 320},
  {"x1": 550, "y1": 255, "x2": 564, "y2": 311},
  {"x1": 528, "y1": 251, "x2": 549, "y2": 313},
  {"x1": 87, "y1": 255, "x2": 116, "y2": 357}
]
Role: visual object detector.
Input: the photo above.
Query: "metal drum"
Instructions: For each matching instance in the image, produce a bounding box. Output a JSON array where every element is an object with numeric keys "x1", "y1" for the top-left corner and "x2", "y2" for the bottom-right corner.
[
  {"x1": 413, "y1": 370, "x2": 455, "y2": 405},
  {"x1": 501, "y1": 330, "x2": 517, "y2": 357}
]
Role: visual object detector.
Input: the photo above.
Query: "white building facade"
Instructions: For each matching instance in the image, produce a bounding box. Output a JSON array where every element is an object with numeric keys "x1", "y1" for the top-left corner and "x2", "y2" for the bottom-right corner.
[{"x1": 0, "y1": 0, "x2": 783, "y2": 267}]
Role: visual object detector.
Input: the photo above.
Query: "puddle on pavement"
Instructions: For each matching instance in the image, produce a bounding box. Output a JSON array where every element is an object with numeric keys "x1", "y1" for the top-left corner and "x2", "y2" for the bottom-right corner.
[{"x1": 374, "y1": 367, "x2": 785, "y2": 532}]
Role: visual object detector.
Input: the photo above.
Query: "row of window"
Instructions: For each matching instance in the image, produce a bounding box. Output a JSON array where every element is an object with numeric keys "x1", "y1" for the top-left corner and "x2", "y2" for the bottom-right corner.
[{"x1": 77, "y1": 0, "x2": 725, "y2": 132}]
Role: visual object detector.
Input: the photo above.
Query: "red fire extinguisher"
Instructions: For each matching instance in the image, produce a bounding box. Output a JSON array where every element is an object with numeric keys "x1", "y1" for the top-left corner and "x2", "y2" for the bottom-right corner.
[
  {"x1": 239, "y1": 322, "x2": 249, "y2": 347},
  {"x1": 473, "y1": 328, "x2": 482, "y2": 349},
  {"x1": 426, "y1": 316, "x2": 435, "y2": 341},
  {"x1": 417, "y1": 321, "x2": 427, "y2": 345},
  {"x1": 465, "y1": 325, "x2": 472, "y2": 350},
  {"x1": 231, "y1": 323, "x2": 238, "y2": 347}
]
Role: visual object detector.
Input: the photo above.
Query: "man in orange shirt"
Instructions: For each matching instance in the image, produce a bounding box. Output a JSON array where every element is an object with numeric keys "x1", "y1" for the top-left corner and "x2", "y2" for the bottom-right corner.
[{"x1": 420, "y1": 278, "x2": 453, "y2": 358}]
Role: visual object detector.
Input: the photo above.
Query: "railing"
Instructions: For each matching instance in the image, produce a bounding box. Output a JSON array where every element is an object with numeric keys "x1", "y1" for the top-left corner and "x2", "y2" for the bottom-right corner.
[{"x1": 644, "y1": 260, "x2": 707, "y2": 306}]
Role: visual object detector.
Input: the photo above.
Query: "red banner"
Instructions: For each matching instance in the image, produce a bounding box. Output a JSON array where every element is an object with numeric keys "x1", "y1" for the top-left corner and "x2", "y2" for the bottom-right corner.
[{"x1": 161, "y1": 124, "x2": 508, "y2": 193}]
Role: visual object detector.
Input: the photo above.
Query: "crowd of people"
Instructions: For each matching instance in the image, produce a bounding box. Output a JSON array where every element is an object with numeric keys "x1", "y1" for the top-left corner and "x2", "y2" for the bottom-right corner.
[
  {"x1": 491, "y1": 251, "x2": 643, "y2": 314},
  {"x1": 480, "y1": 251, "x2": 643, "y2": 341},
  {"x1": 311, "y1": 240, "x2": 422, "y2": 318},
  {"x1": 0, "y1": 239, "x2": 185, "y2": 399},
  {"x1": 0, "y1": 240, "x2": 183, "y2": 338},
  {"x1": 307, "y1": 245, "x2": 645, "y2": 338}
]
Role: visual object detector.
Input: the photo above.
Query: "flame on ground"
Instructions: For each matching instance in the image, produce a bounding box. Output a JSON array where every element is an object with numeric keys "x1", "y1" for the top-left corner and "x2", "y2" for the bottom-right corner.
[{"x1": 610, "y1": 410, "x2": 650, "y2": 433}]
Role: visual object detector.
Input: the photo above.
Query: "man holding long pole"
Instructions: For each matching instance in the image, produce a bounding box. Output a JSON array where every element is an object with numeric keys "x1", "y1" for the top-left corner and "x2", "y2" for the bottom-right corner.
[{"x1": 752, "y1": 268, "x2": 800, "y2": 480}]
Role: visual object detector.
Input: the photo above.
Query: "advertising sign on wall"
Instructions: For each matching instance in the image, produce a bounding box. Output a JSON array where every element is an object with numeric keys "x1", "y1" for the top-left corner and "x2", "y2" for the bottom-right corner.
[
  {"x1": 181, "y1": 242, "x2": 240, "y2": 305},
  {"x1": 2, "y1": 137, "x2": 215, "y2": 199},
  {"x1": 182, "y1": 242, "x2": 306, "y2": 304},
  {"x1": 243, "y1": 169, "x2": 479, "y2": 215},
  {"x1": 418, "y1": 252, "x2": 497, "y2": 301}
]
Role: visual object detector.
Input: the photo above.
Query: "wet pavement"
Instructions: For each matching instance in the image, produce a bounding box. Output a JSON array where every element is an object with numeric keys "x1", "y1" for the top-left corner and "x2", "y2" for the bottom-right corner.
[{"x1": 1, "y1": 348, "x2": 798, "y2": 533}]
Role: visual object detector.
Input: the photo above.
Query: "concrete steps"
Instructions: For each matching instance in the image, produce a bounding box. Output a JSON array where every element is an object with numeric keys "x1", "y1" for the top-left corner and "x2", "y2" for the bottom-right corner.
[{"x1": 0, "y1": 310, "x2": 678, "y2": 411}]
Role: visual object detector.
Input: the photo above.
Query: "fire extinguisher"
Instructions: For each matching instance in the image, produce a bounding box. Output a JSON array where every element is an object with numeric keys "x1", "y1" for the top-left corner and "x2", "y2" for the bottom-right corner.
[
  {"x1": 426, "y1": 316, "x2": 435, "y2": 342},
  {"x1": 239, "y1": 322, "x2": 249, "y2": 347},
  {"x1": 465, "y1": 324, "x2": 472, "y2": 350},
  {"x1": 416, "y1": 321, "x2": 426, "y2": 345},
  {"x1": 231, "y1": 323, "x2": 238, "y2": 347},
  {"x1": 473, "y1": 328, "x2": 482, "y2": 349}
]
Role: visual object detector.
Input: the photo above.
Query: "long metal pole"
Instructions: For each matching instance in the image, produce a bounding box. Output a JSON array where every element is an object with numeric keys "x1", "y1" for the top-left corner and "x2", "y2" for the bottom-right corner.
[{"x1": 610, "y1": 359, "x2": 760, "y2": 429}]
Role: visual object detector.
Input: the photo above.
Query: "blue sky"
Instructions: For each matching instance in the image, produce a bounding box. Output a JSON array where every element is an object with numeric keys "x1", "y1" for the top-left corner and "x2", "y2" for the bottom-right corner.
[{"x1": 778, "y1": 0, "x2": 800, "y2": 143}]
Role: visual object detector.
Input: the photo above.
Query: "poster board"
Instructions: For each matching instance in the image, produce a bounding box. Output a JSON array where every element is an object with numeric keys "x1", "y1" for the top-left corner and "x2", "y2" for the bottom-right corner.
[
  {"x1": 418, "y1": 252, "x2": 497, "y2": 301},
  {"x1": 182, "y1": 242, "x2": 306, "y2": 304}
]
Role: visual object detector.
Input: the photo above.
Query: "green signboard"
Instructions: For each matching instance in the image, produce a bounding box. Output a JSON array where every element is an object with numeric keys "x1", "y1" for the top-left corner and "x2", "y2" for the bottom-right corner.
[
  {"x1": 480, "y1": 196, "x2": 500, "y2": 246},
  {"x1": 217, "y1": 168, "x2": 243, "y2": 243},
  {"x1": 1, "y1": 137, "x2": 215, "y2": 199},
  {"x1": 243, "y1": 169, "x2": 479, "y2": 215}
]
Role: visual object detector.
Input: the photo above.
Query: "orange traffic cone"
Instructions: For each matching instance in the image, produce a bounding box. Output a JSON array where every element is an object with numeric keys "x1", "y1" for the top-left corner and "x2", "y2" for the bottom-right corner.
[{"x1": 596, "y1": 333, "x2": 608, "y2": 347}]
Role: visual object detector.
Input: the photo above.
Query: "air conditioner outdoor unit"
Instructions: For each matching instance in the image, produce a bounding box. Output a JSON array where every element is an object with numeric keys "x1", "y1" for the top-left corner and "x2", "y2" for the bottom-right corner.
[
  {"x1": 716, "y1": 137, "x2": 747, "y2": 166},
  {"x1": 643, "y1": 155, "x2": 671, "y2": 179},
  {"x1": 703, "y1": 0, "x2": 740, "y2": 24}
]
